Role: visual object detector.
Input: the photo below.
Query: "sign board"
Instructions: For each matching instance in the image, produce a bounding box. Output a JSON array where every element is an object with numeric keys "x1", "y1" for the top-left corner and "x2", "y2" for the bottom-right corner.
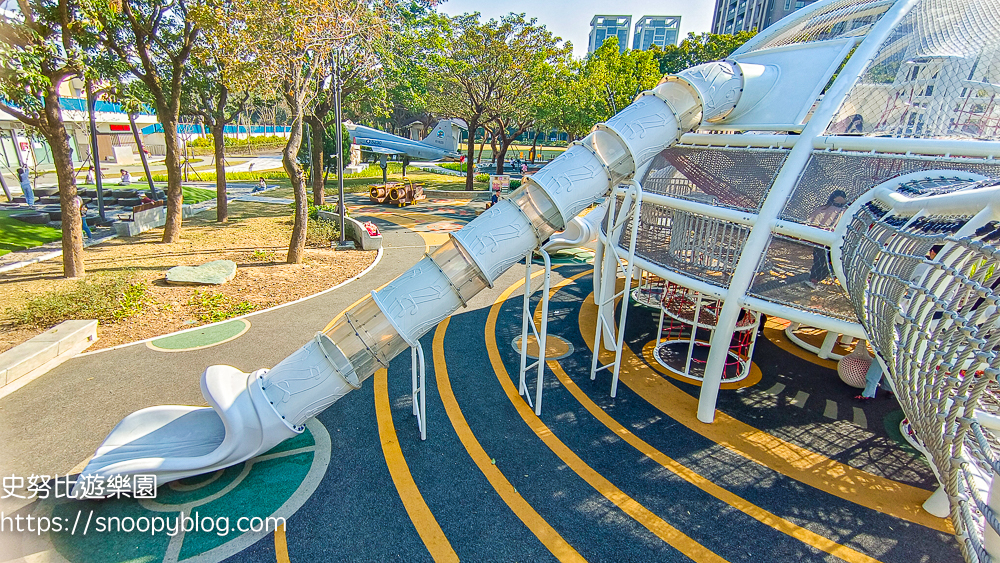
[{"x1": 490, "y1": 175, "x2": 510, "y2": 193}]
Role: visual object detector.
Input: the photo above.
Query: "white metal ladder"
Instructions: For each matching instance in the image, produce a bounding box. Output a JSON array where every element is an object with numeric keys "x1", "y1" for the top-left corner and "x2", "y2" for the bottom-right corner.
[
  {"x1": 517, "y1": 248, "x2": 552, "y2": 415},
  {"x1": 410, "y1": 341, "x2": 426, "y2": 440},
  {"x1": 590, "y1": 181, "x2": 643, "y2": 397}
]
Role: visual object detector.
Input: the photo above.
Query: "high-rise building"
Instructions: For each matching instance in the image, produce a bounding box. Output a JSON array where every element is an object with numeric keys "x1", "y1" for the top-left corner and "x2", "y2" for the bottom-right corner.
[
  {"x1": 632, "y1": 16, "x2": 682, "y2": 50},
  {"x1": 589, "y1": 15, "x2": 632, "y2": 54},
  {"x1": 711, "y1": 0, "x2": 819, "y2": 35}
]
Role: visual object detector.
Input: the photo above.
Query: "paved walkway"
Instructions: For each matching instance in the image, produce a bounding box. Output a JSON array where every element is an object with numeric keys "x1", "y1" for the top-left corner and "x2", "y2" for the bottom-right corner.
[{"x1": 0, "y1": 194, "x2": 960, "y2": 562}]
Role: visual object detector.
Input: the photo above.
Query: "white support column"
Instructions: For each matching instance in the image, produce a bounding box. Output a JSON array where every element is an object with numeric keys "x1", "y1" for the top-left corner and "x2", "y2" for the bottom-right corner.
[{"x1": 695, "y1": 0, "x2": 920, "y2": 423}]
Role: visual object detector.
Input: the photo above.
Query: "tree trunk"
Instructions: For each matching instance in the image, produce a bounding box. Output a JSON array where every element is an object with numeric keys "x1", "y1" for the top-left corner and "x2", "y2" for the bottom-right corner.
[
  {"x1": 530, "y1": 131, "x2": 540, "y2": 163},
  {"x1": 161, "y1": 115, "x2": 184, "y2": 243},
  {"x1": 284, "y1": 106, "x2": 308, "y2": 263},
  {"x1": 476, "y1": 131, "x2": 487, "y2": 165},
  {"x1": 211, "y1": 121, "x2": 227, "y2": 222},
  {"x1": 465, "y1": 118, "x2": 478, "y2": 191},
  {"x1": 489, "y1": 133, "x2": 498, "y2": 166},
  {"x1": 308, "y1": 116, "x2": 325, "y2": 206},
  {"x1": 43, "y1": 88, "x2": 84, "y2": 278}
]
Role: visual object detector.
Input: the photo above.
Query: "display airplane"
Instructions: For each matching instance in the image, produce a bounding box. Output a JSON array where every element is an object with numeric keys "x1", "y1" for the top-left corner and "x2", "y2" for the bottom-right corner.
[{"x1": 345, "y1": 118, "x2": 465, "y2": 161}]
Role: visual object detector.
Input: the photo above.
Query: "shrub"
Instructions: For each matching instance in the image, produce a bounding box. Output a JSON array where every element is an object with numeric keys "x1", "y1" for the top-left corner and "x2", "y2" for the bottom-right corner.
[
  {"x1": 306, "y1": 218, "x2": 340, "y2": 246},
  {"x1": 438, "y1": 162, "x2": 468, "y2": 172},
  {"x1": 289, "y1": 203, "x2": 349, "y2": 220},
  {"x1": 8, "y1": 271, "x2": 148, "y2": 327},
  {"x1": 246, "y1": 249, "x2": 277, "y2": 262},
  {"x1": 475, "y1": 173, "x2": 490, "y2": 183},
  {"x1": 149, "y1": 170, "x2": 289, "y2": 183},
  {"x1": 510, "y1": 180, "x2": 521, "y2": 189},
  {"x1": 188, "y1": 290, "x2": 256, "y2": 323}
]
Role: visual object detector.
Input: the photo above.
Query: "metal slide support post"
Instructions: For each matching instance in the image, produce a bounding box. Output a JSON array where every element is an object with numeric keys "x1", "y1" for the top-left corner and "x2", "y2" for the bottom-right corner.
[
  {"x1": 589, "y1": 181, "x2": 643, "y2": 397},
  {"x1": 517, "y1": 249, "x2": 553, "y2": 415},
  {"x1": 695, "y1": 0, "x2": 919, "y2": 423},
  {"x1": 410, "y1": 341, "x2": 426, "y2": 440},
  {"x1": 518, "y1": 252, "x2": 533, "y2": 399}
]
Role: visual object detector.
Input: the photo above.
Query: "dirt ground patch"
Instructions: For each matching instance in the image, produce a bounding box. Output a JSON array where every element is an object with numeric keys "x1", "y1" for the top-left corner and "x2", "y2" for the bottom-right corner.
[{"x1": 0, "y1": 201, "x2": 376, "y2": 353}]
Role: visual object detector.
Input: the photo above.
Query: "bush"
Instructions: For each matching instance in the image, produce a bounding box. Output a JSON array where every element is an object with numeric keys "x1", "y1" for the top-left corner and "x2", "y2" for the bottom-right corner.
[
  {"x1": 475, "y1": 173, "x2": 490, "y2": 183},
  {"x1": 304, "y1": 203, "x2": 348, "y2": 220},
  {"x1": 149, "y1": 170, "x2": 289, "y2": 183},
  {"x1": 510, "y1": 179, "x2": 521, "y2": 189},
  {"x1": 188, "y1": 290, "x2": 256, "y2": 323},
  {"x1": 306, "y1": 218, "x2": 340, "y2": 246},
  {"x1": 438, "y1": 162, "x2": 468, "y2": 172},
  {"x1": 8, "y1": 271, "x2": 148, "y2": 327}
]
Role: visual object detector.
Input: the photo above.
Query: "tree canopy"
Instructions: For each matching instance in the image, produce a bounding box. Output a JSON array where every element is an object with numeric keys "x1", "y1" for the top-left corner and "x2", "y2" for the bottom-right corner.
[
  {"x1": 654, "y1": 30, "x2": 758, "y2": 76},
  {"x1": 427, "y1": 12, "x2": 569, "y2": 188}
]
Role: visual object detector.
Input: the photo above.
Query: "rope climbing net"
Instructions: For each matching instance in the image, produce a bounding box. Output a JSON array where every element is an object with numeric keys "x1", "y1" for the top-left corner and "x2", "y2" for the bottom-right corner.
[{"x1": 839, "y1": 174, "x2": 1000, "y2": 562}]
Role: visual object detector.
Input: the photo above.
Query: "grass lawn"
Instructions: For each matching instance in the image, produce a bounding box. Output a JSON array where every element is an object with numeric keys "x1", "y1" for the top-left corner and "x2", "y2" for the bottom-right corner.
[
  {"x1": 0, "y1": 209, "x2": 62, "y2": 257},
  {"x1": 263, "y1": 169, "x2": 487, "y2": 201},
  {"x1": 182, "y1": 185, "x2": 217, "y2": 204}
]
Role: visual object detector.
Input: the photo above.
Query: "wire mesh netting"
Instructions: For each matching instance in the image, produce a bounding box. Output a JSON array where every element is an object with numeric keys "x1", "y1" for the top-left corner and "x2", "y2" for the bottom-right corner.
[
  {"x1": 639, "y1": 146, "x2": 789, "y2": 212},
  {"x1": 828, "y1": 0, "x2": 1000, "y2": 139},
  {"x1": 840, "y1": 179, "x2": 1000, "y2": 563},
  {"x1": 780, "y1": 151, "x2": 1000, "y2": 227},
  {"x1": 619, "y1": 198, "x2": 751, "y2": 288},
  {"x1": 749, "y1": 234, "x2": 857, "y2": 321},
  {"x1": 739, "y1": 0, "x2": 891, "y2": 53}
]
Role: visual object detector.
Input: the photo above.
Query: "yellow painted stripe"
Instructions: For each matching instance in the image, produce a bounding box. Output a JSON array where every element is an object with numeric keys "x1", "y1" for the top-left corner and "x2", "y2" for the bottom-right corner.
[
  {"x1": 274, "y1": 523, "x2": 290, "y2": 563},
  {"x1": 540, "y1": 274, "x2": 882, "y2": 563},
  {"x1": 375, "y1": 368, "x2": 460, "y2": 562},
  {"x1": 433, "y1": 318, "x2": 586, "y2": 563},
  {"x1": 577, "y1": 289, "x2": 953, "y2": 534},
  {"x1": 321, "y1": 281, "x2": 393, "y2": 334},
  {"x1": 761, "y1": 319, "x2": 840, "y2": 371},
  {"x1": 482, "y1": 274, "x2": 727, "y2": 563}
]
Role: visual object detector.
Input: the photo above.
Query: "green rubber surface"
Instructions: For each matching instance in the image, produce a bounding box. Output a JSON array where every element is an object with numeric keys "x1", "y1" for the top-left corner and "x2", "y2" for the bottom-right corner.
[{"x1": 148, "y1": 319, "x2": 249, "y2": 351}]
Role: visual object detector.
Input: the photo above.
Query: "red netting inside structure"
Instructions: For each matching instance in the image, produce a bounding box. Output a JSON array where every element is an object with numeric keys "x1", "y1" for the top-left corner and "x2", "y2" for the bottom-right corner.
[{"x1": 654, "y1": 283, "x2": 759, "y2": 382}]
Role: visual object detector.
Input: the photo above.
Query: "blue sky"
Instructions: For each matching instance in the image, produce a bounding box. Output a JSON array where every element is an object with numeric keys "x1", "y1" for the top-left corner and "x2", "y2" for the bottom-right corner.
[{"x1": 436, "y1": 0, "x2": 717, "y2": 58}]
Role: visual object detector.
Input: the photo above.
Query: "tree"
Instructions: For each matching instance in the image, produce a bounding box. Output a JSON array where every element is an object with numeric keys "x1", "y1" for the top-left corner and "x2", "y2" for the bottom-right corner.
[
  {"x1": 534, "y1": 58, "x2": 595, "y2": 144},
  {"x1": 485, "y1": 20, "x2": 569, "y2": 175},
  {"x1": 654, "y1": 31, "x2": 757, "y2": 76},
  {"x1": 240, "y1": 0, "x2": 375, "y2": 263},
  {"x1": 0, "y1": 0, "x2": 103, "y2": 278},
  {"x1": 306, "y1": 34, "x2": 381, "y2": 206},
  {"x1": 183, "y1": 2, "x2": 255, "y2": 222},
  {"x1": 93, "y1": 0, "x2": 200, "y2": 243},
  {"x1": 428, "y1": 13, "x2": 567, "y2": 189},
  {"x1": 582, "y1": 37, "x2": 662, "y2": 122}
]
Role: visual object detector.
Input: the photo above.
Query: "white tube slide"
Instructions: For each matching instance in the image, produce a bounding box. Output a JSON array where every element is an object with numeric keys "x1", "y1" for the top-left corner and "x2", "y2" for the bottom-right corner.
[
  {"x1": 73, "y1": 61, "x2": 747, "y2": 493},
  {"x1": 542, "y1": 203, "x2": 605, "y2": 253}
]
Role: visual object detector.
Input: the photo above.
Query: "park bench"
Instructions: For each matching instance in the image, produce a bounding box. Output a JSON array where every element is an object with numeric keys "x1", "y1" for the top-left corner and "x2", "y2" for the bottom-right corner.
[{"x1": 114, "y1": 200, "x2": 166, "y2": 237}]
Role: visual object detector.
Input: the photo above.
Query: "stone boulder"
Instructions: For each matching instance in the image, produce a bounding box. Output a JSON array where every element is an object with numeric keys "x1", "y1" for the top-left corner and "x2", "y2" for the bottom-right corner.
[{"x1": 166, "y1": 260, "x2": 237, "y2": 285}]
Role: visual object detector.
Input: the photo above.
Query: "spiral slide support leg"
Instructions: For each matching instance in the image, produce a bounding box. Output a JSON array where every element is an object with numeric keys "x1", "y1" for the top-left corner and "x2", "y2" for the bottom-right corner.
[{"x1": 73, "y1": 63, "x2": 746, "y2": 489}]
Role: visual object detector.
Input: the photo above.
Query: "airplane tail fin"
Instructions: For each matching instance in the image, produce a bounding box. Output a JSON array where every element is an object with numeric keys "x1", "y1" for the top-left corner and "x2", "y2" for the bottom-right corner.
[{"x1": 422, "y1": 119, "x2": 463, "y2": 153}]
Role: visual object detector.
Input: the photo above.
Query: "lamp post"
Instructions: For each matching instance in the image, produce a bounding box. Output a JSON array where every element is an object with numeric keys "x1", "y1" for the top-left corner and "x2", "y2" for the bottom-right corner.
[
  {"x1": 85, "y1": 80, "x2": 106, "y2": 223},
  {"x1": 334, "y1": 49, "x2": 347, "y2": 247}
]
